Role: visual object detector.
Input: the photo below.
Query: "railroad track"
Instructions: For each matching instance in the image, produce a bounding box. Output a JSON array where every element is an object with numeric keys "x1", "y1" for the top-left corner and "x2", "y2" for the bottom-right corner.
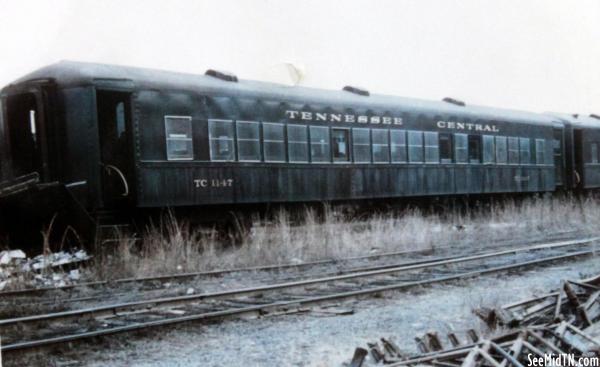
[
  {"x1": 0, "y1": 231, "x2": 586, "y2": 314},
  {"x1": 0, "y1": 236, "x2": 597, "y2": 354},
  {"x1": 0, "y1": 229, "x2": 580, "y2": 300}
]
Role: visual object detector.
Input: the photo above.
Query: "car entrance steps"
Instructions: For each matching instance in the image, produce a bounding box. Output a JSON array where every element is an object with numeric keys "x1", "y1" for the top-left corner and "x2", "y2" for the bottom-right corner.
[{"x1": 93, "y1": 209, "x2": 136, "y2": 247}]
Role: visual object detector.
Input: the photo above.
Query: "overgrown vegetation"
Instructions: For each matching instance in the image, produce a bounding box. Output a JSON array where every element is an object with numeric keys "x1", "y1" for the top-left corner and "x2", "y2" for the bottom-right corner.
[{"x1": 90, "y1": 195, "x2": 600, "y2": 280}]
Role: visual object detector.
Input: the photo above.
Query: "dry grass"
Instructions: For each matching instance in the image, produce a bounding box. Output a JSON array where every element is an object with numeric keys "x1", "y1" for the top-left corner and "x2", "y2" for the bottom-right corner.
[{"x1": 88, "y1": 195, "x2": 600, "y2": 280}]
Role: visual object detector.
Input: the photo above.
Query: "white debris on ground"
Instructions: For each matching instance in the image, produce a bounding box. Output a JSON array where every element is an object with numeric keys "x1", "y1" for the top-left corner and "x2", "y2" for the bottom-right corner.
[
  {"x1": 0, "y1": 249, "x2": 26, "y2": 265},
  {"x1": 0, "y1": 249, "x2": 90, "y2": 290}
]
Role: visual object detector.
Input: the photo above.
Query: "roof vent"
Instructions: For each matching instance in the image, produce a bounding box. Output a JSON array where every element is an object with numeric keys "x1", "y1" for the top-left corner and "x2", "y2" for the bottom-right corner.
[
  {"x1": 590, "y1": 114, "x2": 600, "y2": 120},
  {"x1": 442, "y1": 97, "x2": 466, "y2": 107},
  {"x1": 343, "y1": 85, "x2": 370, "y2": 96},
  {"x1": 205, "y1": 69, "x2": 238, "y2": 82},
  {"x1": 572, "y1": 114, "x2": 579, "y2": 119}
]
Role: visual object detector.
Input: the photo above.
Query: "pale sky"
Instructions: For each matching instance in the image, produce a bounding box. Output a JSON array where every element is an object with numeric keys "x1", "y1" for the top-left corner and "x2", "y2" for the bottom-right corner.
[{"x1": 0, "y1": 0, "x2": 599, "y2": 115}]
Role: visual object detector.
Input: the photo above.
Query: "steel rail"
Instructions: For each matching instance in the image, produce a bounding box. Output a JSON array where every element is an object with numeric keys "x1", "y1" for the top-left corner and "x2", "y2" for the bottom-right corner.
[
  {"x1": 1, "y1": 249, "x2": 594, "y2": 353},
  {"x1": 25, "y1": 254, "x2": 473, "y2": 307},
  {"x1": 0, "y1": 230, "x2": 581, "y2": 297},
  {"x1": 0, "y1": 237, "x2": 595, "y2": 328},
  {"x1": 14, "y1": 236, "x2": 599, "y2": 308},
  {"x1": 0, "y1": 246, "x2": 432, "y2": 297}
]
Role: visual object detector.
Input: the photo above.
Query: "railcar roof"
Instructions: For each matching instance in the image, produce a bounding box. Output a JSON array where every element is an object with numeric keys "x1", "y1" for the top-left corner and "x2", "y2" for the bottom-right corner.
[
  {"x1": 545, "y1": 112, "x2": 600, "y2": 129},
  {"x1": 6, "y1": 60, "x2": 561, "y2": 127}
]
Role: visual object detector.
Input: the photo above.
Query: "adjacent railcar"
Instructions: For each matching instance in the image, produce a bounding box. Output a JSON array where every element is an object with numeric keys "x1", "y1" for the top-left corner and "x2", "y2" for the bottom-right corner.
[
  {"x1": 0, "y1": 61, "x2": 597, "y2": 245},
  {"x1": 550, "y1": 113, "x2": 600, "y2": 189}
]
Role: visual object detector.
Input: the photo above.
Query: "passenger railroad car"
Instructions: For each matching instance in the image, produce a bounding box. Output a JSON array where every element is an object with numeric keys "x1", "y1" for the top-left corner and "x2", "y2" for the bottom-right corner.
[{"x1": 0, "y1": 61, "x2": 599, "y2": 244}]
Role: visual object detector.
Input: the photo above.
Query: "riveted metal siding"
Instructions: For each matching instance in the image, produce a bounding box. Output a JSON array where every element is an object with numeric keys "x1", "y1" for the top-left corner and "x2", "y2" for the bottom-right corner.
[
  {"x1": 135, "y1": 164, "x2": 555, "y2": 207},
  {"x1": 131, "y1": 88, "x2": 559, "y2": 207}
]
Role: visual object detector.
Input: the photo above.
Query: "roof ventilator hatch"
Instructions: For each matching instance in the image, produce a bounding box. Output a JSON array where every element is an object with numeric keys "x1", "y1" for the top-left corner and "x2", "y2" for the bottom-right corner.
[
  {"x1": 442, "y1": 97, "x2": 466, "y2": 107},
  {"x1": 205, "y1": 69, "x2": 238, "y2": 82},
  {"x1": 343, "y1": 85, "x2": 370, "y2": 96}
]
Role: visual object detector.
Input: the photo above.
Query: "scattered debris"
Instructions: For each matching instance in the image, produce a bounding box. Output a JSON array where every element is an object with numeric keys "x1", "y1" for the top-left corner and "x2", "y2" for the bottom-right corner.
[
  {"x1": 349, "y1": 347, "x2": 368, "y2": 367},
  {"x1": 0, "y1": 249, "x2": 90, "y2": 290},
  {"x1": 351, "y1": 274, "x2": 600, "y2": 366},
  {"x1": 68, "y1": 269, "x2": 80, "y2": 281},
  {"x1": 0, "y1": 249, "x2": 26, "y2": 265}
]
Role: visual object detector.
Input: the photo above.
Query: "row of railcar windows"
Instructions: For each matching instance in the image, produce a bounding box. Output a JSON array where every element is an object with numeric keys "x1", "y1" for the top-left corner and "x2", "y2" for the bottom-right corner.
[{"x1": 164, "y1": 117, "x2": 550, "y2": 165}]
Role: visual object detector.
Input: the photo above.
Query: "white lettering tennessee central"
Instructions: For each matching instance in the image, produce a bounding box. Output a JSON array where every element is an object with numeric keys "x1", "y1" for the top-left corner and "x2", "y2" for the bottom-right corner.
[
  {"x1": 437, "y1": 120, "x2": 500, "y2": 133},
  {"x1": 285, "y1": 110, "x2": 403, "y2": 126}
]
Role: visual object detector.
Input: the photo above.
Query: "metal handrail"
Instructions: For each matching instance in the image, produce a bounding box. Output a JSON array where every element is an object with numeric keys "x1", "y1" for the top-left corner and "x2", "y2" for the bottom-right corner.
[{"x1": 101, "y1": 163, "x2": 129, "y2": 197}]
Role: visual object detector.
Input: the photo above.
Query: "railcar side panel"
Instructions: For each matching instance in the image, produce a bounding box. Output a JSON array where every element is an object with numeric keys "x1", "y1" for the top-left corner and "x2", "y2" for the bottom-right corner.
[
  {"x1": 132, "y1": 88, "x2": 559, "y2": 207},
  {"x1": 135, "y1": 164, "x2": 555, "y2": 207}
]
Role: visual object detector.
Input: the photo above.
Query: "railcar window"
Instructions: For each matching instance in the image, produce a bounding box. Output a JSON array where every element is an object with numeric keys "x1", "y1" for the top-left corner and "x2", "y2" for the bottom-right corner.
[
  {"x1": 209, "y1": 119, "x2": 235, "y2": 161},
  {"x1": 288, "y1": 124, "x2": 308, "y2": 163},
  {"x1": 519, "y1": 137, "x2": 531, "y2": 164},
  {"x1": 408, "y1": 131, "x2": 424, "y2": 163},
  {"x1": 439, "y1": 133, "x2": 452, "y2": 163},
  {"x1": 424, "y1": 131, "x2": 439, "y2": 164},
  {"x1": 495, "y1": 136, "x2": 508, "y2": 164},
  {"x1": 390, "y1": 130, "x2": 407, "y2": 163},
  {"x1": 591, "y1": 143, "x2": 599, "y2": 164},
  {"x1": 482, "y1": 135, "x2": 495, "y2": 164},
  {"x1": 535, "y1": 139, "x2": 546, "y2": 165},
  {"x1": 116, "y1": 102, "x2": 126, "y2": 137},
  {"x1": 372, "y1": 129, "x2": 390, "y2": 163},
  {"x1": 165, "y1": 116, "x2": 193, "y2": 160},
  {"x1": 236, "y1": 121, "x2": 261, "y2": 162},
  {"x1": 263, "y1": 123, "x2": 285, "y2": 163},
  {"x1": 508, "y1": 137, "x2": 519, "y2": 164},
  {"x1": 332, "y1": 128, "x2": 350, "y2": 162},
  {"x1": 29, "y1": 110, "x2": 37, "y2": 143},
  {"x1": 310, "y1": 126, "x2": 331, "y2": 163},
  {"x1": 468, "y1": 135, "x2": 481, "y2": 163},
  {"x1": 352, "y1": 128, "x2": 371, "y2": 163},
  {"x1": 454, "y1": 133, "x2": 468, "y2": 163}
]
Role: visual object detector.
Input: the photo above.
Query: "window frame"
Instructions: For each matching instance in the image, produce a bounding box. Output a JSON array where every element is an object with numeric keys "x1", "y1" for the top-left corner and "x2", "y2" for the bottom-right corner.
[
  {"x1": 263, "y1": 122, "x2": 286, "y2": 163},
  {"x1": 309, "y1": 125, "x2": 331, "y2": 163},
  {"x1": 519, "y1": 137, "x2": 531, "y2": 165},
  {"x1": 468, "y1": 135, "x2": 482, "y2": 164},
  {"x1": 424, "y1": 131, "x2": 440, "y2": 164},
  {"x1": 372, "y1": 128, "x2": 390, "y2": 164},
  {"x1": 535, "y1": 138, "x2": 546, "y2": 166},
  {"x1": 508, "y1": 137, "x2": 520, "y2": 165},
  {"x1": 482, "y1": 135, "x2": 495, "y2": 165},
  {"x1": 236, "y1": 120, "x2": 262, "y2": 162},
  {"x1": 408, "y1": 130, "x2": 424, "y2": 163},
  {"x1": 165, "y1": 115, "x2": 194, "y2": 161},
  {"x1": 439, "y1": 132, "x2": 453, "y2": 164},
  {"x1": 331, "y1": 127, "x2": 351, "y2": 163},
  {"x1": 352, "y1": 128, "x2": 372, "y2": 163},
  {"x1": 495, "y1": 136, "x2": 508, "y2": 165},
  {"x1": 390, "y1": 129, "x2": 407, "y2": 163},
  {"x1": 208, "y1": 119, "x2": 236, "y2": 162},
  {"x1": 454, "y1": 133, "x2": 468, "y2": 164},
  {"x1": 287, "y1": 124, "x2": 309, "y2": 163}
]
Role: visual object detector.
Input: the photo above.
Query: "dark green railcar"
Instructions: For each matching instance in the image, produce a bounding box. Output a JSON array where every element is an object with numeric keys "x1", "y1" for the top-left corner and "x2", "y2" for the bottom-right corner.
[{"x1": 0, "y1": 61, "x2": 598, "y2": 245}]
